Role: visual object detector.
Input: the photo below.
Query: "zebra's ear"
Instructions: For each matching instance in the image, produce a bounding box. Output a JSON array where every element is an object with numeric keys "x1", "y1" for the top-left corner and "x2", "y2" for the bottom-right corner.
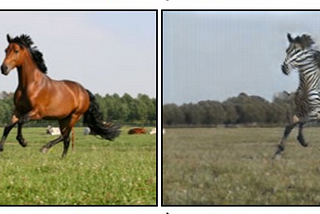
[{"x1": 287, "y1": 33, "x2": 293, "y2": 43}]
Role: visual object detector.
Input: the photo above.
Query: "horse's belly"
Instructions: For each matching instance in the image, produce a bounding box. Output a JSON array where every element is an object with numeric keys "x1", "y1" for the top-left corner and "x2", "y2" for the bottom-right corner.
[{"x1": 40, "y1": 102, "x2": 76, "y2": 119}]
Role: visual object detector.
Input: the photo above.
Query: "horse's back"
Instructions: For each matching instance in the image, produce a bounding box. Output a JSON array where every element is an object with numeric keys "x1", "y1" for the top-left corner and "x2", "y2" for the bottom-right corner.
[
  {"x1": 30, "y1": 77, "x2": 90, "y2": 119},
  {"x1": 54, "y1": 79, "x2": 90, "y2": 114}
]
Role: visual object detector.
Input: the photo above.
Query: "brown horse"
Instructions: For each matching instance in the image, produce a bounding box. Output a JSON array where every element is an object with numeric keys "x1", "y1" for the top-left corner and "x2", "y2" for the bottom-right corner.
[{"x1": 0, "y1": 34, "x2": 121, "y2": 158}]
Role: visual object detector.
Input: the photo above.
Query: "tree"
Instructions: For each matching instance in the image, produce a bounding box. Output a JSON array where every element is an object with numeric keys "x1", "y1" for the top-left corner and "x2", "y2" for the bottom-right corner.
[
  {"x1": 181, "y1": 103, "x2": 202, "y2": 125},
  {"x1": 222, "y1": 102, "x2": 238, "y2": 124},
  {"x1": 138, "y1": 94, "x2": 156, "y2": 125},
  {"x1": 198, "y1": 100, "x2": 225, "y2": 125},
  {"x1": 163, "y1": 103, "x2": 184, "y2": 125}
]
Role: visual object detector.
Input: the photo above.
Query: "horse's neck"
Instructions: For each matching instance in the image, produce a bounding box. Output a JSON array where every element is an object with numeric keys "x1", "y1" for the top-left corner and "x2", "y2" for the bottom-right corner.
[{"x1": 17, "y1": 58, "x2": 45, "y2": 89}]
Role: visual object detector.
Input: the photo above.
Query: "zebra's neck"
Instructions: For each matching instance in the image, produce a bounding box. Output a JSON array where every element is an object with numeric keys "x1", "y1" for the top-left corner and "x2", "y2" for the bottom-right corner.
[{"x1": 298, "y1": 62, "x2": 320, "y2": 92}]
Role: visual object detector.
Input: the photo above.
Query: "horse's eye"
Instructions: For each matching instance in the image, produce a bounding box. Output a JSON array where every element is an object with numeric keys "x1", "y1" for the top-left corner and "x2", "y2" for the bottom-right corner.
[{"x1": 14, "y1": 50, "x2": 18, "y2": 54}]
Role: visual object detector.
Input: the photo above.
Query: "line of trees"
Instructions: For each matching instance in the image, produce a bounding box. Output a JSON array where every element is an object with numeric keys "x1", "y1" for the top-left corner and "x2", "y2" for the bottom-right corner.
[
  {"x1": 163, "y1": 92, "x2": 296, "y2": 127},
  {"x1": 0, "y1": 92, "x2": 156, "y2": 126}
]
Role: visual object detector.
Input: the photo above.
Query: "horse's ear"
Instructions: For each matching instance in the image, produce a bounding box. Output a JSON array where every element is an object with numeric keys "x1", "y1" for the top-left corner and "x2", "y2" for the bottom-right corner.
[
  {"x1": 287, "y1": 33, "x2": 293, "y2": 43},
  {"x1": 6, "y1": 34, "x2": 12, "y2": 43}
]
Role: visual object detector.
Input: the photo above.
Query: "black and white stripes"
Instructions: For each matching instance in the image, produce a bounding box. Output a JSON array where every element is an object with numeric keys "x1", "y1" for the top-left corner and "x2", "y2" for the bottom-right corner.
[{"x1": 274, "y1": 33, "x2": 320, "y2": 158}]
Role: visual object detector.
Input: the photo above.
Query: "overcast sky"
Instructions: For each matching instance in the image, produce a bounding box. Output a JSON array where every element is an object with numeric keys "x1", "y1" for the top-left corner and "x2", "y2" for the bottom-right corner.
[
  {"x1": 0, "y1": 11, "x2": 156, "y2": 98},
  {"x1": 163, "y1": 11, "x2": 320, "y2": 104}
]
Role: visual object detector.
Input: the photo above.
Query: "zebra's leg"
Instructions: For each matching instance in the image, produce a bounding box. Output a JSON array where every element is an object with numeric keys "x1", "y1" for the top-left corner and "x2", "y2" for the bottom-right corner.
[
  {"x1": 297, "y1": 122, "x2": 308, "y2": 147},
  {"x1": 296, "y1": 110, "x2": 320, "y2": 148},
  {"x1": 274, "y1": 115, "x2": 300, "y2": 158},
  {"x1": 274, "y1": 123, "x2": 296, "y2": 157}
]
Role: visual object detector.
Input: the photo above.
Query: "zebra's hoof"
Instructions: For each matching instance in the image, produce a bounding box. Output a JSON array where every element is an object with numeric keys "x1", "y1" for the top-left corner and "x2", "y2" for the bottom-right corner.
[
  {"x1": 297, "y1": 135, "x2": 308, "y2": 147},
  {"x1": 273, "y1": 153, "x2": 282, "y2": 160},
  {"x1": 40, "y1": 147, "x2": 48, "y2": 154},
  {"x1": 278, "y1": 144, "x2": 285, "y2": 151},
  {"x1": 273, "y1": 145, "x2": 284, "y2": 160}
]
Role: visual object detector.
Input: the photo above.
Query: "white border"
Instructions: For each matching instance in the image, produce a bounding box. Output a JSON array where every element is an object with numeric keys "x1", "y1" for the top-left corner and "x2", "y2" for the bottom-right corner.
[
  {"x1": 2, "y1": 0, "x2": 320, "y2": 214},
  {"x1": 2, "y1": 0, "x2": 320, "y2": 10}
]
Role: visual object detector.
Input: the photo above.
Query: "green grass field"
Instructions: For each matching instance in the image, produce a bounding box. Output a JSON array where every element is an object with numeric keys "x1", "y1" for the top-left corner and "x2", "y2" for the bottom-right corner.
[
  {"x1": 163, "y1": 127, "x2": 320, "y2": 205},
  {"x1": 0, "y1": 127, "x2": 156, "y2": 205}
]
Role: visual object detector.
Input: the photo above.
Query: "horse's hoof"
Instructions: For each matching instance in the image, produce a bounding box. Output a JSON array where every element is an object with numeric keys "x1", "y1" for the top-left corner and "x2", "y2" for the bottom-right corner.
[
  {"x1": 16, "y1": 136, "x2": 27, "y2": 147},
  {"x1": 40, "y1": 147, "x2": 48, "y2": 154},
  {"x1": 20, "y1": 142, "x2": 27, "y2": 147}
]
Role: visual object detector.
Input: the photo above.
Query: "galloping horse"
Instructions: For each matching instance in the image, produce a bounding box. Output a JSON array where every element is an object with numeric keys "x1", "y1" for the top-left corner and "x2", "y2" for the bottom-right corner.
[{"x1": 0, "y1": 34, "x2": 121, "y2": 158}]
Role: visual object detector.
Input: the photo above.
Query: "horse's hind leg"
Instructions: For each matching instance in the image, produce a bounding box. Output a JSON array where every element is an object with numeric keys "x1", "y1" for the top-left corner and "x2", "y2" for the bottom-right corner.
[
  {"x1": 40, "y1": 135, "x2": 64, "y2": 154},
  {"x1": 60, "y1": 114, "x2": 82, "y2": 158},
  {"x1": 62, "y1": 133, "x2": 71, "y2": 159},
  {"x1": 16, "y1": 122, "x2": 27, "y2": 147}
]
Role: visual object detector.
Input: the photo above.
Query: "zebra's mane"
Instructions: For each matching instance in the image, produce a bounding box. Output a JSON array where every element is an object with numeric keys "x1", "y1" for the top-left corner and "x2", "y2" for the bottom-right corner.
[
  {"x1": 291, "y1": 34, "x2": 315, "y2": 50},
  {"x1": 288, "y1": 34, "x2": 320, "y2": 68},
  {"x1": 314, "y1": 51, "x2": 320, "y2": 69}
]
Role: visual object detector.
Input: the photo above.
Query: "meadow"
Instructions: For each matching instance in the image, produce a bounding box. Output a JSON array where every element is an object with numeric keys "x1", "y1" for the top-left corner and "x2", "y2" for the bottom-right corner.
[
  {"x1": 163, "y1": 127, "x2": 320, "y2": 205},
  {"x1": 0, "y1": 126, "x2": 156, "y2": 205}
]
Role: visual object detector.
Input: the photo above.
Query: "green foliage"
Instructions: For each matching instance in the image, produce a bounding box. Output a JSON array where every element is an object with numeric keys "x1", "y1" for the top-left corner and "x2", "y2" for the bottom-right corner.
[
  {"x1": 0, "y1": 127, "x2": 156, "y2": 205},
  {"x1": 163, "y1": 91, "x2": 296, "y2": 126},
  {"x1": 198, "y1": 100, "x2": 225, "y2": 125}
]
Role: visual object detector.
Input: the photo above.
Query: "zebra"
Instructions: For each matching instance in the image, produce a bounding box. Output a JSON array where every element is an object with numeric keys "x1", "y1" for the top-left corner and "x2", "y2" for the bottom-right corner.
[{"x1": 274, "y1": 33, "x2": 320, "y2": 158}]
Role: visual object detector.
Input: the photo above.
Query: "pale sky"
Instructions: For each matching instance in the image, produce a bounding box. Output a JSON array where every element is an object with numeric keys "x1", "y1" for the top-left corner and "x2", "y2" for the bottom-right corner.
[
  {"x1": 163, "y1": 11, "x2": 320, "y2": 104},
  {"x1": 0, "y1": 11, "x2": 156, "y2": 98}
]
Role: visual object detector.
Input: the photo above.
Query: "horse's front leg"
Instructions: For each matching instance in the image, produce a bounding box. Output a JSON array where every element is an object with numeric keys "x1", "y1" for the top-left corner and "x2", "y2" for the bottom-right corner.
[
  {"x1": 0, "y1": 114, "x2": 19, "y2": 152},
  {"x1": 16, "y1": 122, "x2": 27, "y2": 147},
  {"x1": 14, "y1": 111, "x2": 41, "y2": 148},
  {"x1": 13, "y1": 110, "x2": 43, "y2": 149}
]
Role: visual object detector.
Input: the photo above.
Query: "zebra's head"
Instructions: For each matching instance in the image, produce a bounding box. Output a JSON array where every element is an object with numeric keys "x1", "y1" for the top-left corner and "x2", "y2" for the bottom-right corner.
[{"x1": 282, "y1": 33, "x2": 315, "y2": 75}]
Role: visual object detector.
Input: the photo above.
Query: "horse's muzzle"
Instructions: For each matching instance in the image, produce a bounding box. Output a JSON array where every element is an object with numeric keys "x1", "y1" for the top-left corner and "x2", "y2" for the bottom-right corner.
[{"x1": 1, "y1": 64, "x2": 8, "y2": 75}]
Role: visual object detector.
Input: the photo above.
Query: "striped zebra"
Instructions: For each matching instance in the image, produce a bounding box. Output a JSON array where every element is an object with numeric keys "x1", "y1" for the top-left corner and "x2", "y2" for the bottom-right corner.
[{"x1": 274, "y1": 33, "x2": 320, "y2": 158}]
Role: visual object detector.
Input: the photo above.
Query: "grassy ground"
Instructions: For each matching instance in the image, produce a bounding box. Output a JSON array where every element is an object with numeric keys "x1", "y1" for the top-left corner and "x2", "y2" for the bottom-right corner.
[
  {"x1": 0, "y1": 127, "x2": 156, "y2": 205},
  {"x1": 163, "y1": 127, "x2": 320, "y2": 205}
]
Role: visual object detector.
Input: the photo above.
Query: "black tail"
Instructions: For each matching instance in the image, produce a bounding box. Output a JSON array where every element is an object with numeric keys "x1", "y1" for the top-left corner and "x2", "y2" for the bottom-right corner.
[{"x1": 83, "y1": 90, "x2": 121, "y2": 140}]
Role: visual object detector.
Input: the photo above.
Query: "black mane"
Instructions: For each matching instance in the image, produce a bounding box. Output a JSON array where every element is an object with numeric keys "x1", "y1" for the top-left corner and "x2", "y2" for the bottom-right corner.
[
  {"x1": 288, "y1": 33, "x2": 315, "y2": 49},
  {"x1": 7, "y1": 34, "x2": 47, "y2": 74}
]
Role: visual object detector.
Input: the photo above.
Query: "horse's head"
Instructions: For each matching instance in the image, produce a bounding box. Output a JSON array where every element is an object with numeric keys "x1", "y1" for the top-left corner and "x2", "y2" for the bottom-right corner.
[
  {"x1": 1, "y1": 34, "x2": 29, "y2": 75},
  {"x1": 282, "y1": 33, "x2": 315, "y2": 75}
]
